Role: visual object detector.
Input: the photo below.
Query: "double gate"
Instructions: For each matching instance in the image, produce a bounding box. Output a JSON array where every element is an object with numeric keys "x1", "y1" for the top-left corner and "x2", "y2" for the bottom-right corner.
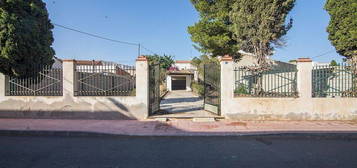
[
  {"x1": 148, "y1": 63, "x2": 161, "y2": 115},
  {"x1": 148, "y1": 62, "x2": 221, "y2": 116},
  {"x1": 204, "y1": 63, "x2": 221, "y2": 115}
]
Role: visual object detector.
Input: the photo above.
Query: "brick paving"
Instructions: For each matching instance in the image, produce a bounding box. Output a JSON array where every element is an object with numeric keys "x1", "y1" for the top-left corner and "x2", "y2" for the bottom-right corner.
[{"x1": 1, "y1": 119, "x2": 357, "y2": 136}]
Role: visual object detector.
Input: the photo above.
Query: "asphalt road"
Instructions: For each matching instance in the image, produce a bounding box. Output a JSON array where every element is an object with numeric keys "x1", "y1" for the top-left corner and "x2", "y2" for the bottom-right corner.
[{"x1": 1, "y1": 134, "x2": 357, "y2": 168}]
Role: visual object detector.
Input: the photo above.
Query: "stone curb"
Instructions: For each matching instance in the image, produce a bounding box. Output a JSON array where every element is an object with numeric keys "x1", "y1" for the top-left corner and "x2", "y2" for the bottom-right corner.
[{"x1": 2, "y1": 130, "x2": 357, "y2": 139}]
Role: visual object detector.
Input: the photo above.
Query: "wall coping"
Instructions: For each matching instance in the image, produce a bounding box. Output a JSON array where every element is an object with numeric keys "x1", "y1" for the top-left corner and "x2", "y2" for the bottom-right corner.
[
  {"x1": 62, "y1": 59, "x2": 76, "y2": 62},
  {"x1": 297, "y1": 58, "x2": 312, "y2": 62},
  {"x1": 220, "y1": 55, "x2": 233, "y2": 62},
  {"x1": 136, "y1": 56, "x2": 148, "y2": 61}
]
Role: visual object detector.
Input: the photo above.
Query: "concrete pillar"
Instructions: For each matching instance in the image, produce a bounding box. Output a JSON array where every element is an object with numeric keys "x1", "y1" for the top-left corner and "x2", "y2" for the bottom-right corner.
[
  {"x1": 0, "y1": 73, "x2": 5, "y2": 97},
  {"x1": 220, "y1": 55, "x2": 234, "y2": 116},
  {"x1": 166, "y1": 75, "x2": 172, "y2": 91},
  {"x1": 136, "y1": 56, "x2": 149, "y2": 118},
  {"x1": 186, "y1": 75, "x2": 192, "y2": 91},
  {"x1": 62, "y1": 60, "x2": 76, "y2": 97},
  {"x1": 194, "y1": 71, "x2": 199, "y2": 82},
  {"x1": 297, "y1": 58, "x2": 313, "y2": 99}
]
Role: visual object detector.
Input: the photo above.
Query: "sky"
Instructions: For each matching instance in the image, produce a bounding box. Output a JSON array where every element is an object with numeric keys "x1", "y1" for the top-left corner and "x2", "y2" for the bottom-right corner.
[{"x1": 44, "y1": 0, "x2": 343, "y2": 65}]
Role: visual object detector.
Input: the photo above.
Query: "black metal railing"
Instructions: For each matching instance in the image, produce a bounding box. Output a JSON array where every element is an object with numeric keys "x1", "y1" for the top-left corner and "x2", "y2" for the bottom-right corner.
[
  {"x1": 6, "y1": 65, "x2": 63, "y2": 96},
  {"x1": 312, "y1": 64, "x2": 357, "y2": 98},
  {"x1": 74, "y1": 61, "x2": 136, "y2": 96},
  {"x1": 234, "y1": 65, "x2": 298, "y2": 97}
]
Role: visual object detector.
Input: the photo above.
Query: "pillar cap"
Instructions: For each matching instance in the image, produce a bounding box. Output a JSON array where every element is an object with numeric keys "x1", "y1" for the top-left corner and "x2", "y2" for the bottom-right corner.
[
  {"x1": 62, "y1": 59, "x2": 76, "y2": 62},
  {"x1": 297, "y1": 58, "x2": 312, "y2": 62},
  {"x1": 136, "y1": 56, "x2": 148, "y2": 61},
  {"x1": 220, "y1": 55, "x2": 233, "y2": 62}
]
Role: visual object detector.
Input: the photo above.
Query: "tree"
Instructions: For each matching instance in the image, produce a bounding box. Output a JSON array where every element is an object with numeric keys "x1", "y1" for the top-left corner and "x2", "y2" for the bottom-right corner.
[
  {"x1": 146, "y1": 54, "x2": 174, "y2": 70},
  {"x1": 230, "y1": 0, "x2": 295, "y2": 67},
  {"x1": 325, "y1": 0, "x2": 357, "y2": 66},
  {"x1": 330, "y1": 60, "x2": 338, "y2": 66},
  {"x1": 188, "y1": 0, "x2": 295, "y2": 67},
  {"x1": 0, "y1": 0, "x2": 55, "y2": 78},
  {"x1": 188, "y1": 0, "x2": 240, "y2": 59}
]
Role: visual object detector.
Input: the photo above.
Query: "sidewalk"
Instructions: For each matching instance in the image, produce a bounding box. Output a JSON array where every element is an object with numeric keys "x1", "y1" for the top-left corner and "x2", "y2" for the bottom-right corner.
[{"x1": 0, "y1": 119, "x2": 357, "y2": 136}]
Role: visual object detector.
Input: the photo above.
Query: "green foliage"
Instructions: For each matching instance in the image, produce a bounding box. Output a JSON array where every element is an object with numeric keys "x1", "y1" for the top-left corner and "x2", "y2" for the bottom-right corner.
[
  {"x1": 230, "y1": 0, "x2": 295, "y2": 66},
  {"x1": 234, "y1": 84, "x2": 249, "y2": 95},
  {"x1": 325, "y1": 0, "x2": 357, "y2": 61},
  {"x1": 330, "y1": 60, "x2": 339, "y2": 66},
  {"x1": 146, "y1": 54, "x2": 174, "y2": 85},
  {"x1": 191, "y1": 81, "x2": 204, "y2": 97},
  {"x1": 188, "y1": 0, "x2": 239, "y2": 59},
  {"x1": 146, "y1": 54, "x2": 175, "y2": 70},
  {"x1": 0, "y1": 0, "x2": 55, "y2": 77},
  {"x1": 191, "y1": 55, "x2": 219, "y2": 81},
  {"x1": 189, "y1": 0, "x2": 295, "y2": 66}
]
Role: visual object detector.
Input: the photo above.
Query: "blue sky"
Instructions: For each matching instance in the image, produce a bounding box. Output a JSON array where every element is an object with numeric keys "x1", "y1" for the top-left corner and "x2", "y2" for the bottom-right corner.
[{"x1": 44, "y1": 0, "x2": 342, "y2": 65}]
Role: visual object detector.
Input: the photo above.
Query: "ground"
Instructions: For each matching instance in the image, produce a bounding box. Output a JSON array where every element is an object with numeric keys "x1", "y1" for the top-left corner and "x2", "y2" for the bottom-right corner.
[
  {"x1": 157, "y1": 90, "x2": 217, "y2": 118},
  {"x1": 1, "y1": 135, "x2": 357, "y2": 168}
]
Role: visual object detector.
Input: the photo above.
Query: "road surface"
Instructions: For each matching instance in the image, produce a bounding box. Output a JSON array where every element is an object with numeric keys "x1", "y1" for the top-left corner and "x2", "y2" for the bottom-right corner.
[{"x1": 0, "y1": 135, "x2": 356, "y2": 168}]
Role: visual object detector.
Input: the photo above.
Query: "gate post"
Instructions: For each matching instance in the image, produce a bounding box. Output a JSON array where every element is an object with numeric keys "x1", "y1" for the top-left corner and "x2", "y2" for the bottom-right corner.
[
  {"x1": 62, "y1": 60, "x2": 76, "y2": 98},
  {"x1": 0, "y1": 73, "x2": 5, "y2": 97},
  {"x1": 220, "y1": 55, "x2": 234, "y2": 116},
  {"x1": 136, "y1": 56, "x2": 149, "y2": 118},
  {"x1": 297, "y1": 58, "x2": 313, "y2": 98}
]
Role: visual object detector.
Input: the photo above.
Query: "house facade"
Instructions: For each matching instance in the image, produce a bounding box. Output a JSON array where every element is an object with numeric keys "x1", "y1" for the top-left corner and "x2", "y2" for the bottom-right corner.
[{"x1": 166, "y1": 60, "x2": 197, "y2": 91}]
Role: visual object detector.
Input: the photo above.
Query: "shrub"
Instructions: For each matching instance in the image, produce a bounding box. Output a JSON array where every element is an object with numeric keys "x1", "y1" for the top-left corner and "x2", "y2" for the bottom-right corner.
[
  {"x1": 234, "y1": 84, "x2": 249, "y2": 95},
  {"x1": 192, "y1": 82, "x2": 204, "y2": 97}
]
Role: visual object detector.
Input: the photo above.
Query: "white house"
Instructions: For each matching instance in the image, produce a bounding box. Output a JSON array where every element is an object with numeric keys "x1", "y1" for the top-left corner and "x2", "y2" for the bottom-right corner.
[{"x1": 166, "y1": 60, "x2": 197, "y2": 91}]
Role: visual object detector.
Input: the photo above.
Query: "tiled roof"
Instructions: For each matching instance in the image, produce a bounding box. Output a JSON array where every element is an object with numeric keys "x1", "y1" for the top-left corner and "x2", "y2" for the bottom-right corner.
[
  {"x1": 175, "y1": 60, "x2": 191, "y2": 64},
  {"x1": 76, "y1": 60, "x2": 103, "y2": 65}
]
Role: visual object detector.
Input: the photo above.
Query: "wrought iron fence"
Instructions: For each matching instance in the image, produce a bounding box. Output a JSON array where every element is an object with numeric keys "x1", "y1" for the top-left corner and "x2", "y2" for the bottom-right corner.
[
  {"x1": 234, "y1": 65, "x2": 298, "y2": 97},
  {"x1": 74, "y1": 61, "x2": 136, "y2": 96},
  {"x1": 312, "y1": 64, "x2": 357, "y2": 98},
  {"x1": 6, "y1": 65, "x2": 63, "y2": 96}
]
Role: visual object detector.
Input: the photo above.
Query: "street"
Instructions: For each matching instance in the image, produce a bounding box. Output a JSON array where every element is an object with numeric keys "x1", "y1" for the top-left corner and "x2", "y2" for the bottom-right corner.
[{"x1": 0, "y1": 135, "x2": 357, "y2": 168}]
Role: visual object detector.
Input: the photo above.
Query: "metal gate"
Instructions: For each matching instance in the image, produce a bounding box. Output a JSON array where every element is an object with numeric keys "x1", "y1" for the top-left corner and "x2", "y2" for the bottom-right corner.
[
  {"x1": 204, "y1": 63, "x2": 221, "y2": 115},
  {"x1": 148, "y1": 63, "x2": 161, "y2": 115}
]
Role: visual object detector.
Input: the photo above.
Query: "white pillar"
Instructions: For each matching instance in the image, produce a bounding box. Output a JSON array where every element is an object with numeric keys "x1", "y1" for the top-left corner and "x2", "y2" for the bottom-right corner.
[
  {"x1": 136, "y1": 56, "x2": 149, "y2": 118},
  {"x1": 166, "y1": 75, "x2": 172, "y2": 91},
  {"x1": 62, "y1": 60, "x2": 76, "y2": 97},
  {"x1": 297, "y1": 58, "x2": 313, "y2": 99},
  {"x1": 186, "y1": 75, "x2": 192, "y2": 91},
  {"x1": 220, "y1": 55, "x2": 234, "y2": 116},
  {"x1": 194, "y1": 71, "x2": 199, "y2": 81},
  {"x1": 0, "y1": 73, "x2": 5, "y2": 97}
]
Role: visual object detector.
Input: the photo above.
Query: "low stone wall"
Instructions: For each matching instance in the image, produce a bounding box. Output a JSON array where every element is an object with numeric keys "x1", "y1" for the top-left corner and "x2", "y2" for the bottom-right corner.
[
  {"x1": 225, "y1": 97, "x2": 357, "y2": 120},
  {"x1": 220, "y1": 56, "x2": 357, "y2": 121},
  {"x1": 0, "y1": 57, "x2": 149, "y2": 120},
  {"x1": 0, "y1": 96, "x2": 146, "y2": 120}
]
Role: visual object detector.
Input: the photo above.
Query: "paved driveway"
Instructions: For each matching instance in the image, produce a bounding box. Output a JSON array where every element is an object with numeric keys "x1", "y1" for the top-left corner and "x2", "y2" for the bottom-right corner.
[{"x1": 159, "y1": 91, "x2": 216, "y2": 117}]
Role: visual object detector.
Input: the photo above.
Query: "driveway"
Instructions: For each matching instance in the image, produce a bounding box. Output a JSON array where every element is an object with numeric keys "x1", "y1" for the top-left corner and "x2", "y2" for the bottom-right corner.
[{"x1": 158, "y1": 91, "x2": 216, "y2": 117}]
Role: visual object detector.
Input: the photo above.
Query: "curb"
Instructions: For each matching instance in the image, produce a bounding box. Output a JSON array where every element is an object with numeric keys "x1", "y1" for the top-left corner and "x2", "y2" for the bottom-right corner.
[{"x1": 1, "y1": 130, "x2": 357, "y2": 139}]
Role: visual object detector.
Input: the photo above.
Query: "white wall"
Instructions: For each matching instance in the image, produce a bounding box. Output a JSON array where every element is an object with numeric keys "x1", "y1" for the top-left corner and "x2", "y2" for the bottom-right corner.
[
  {"x1": 174, "y1": 62, "x2": 196, "y2": 70},
  {"x1": 0, "y1": 58, "x2": 150, "y2": 120},
  {"x1": 166, "y1": 75, "x2": 192, "y2": 91},
  {"x1": 221, "y1": 57, "x2": 357, "y2": 121}
]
